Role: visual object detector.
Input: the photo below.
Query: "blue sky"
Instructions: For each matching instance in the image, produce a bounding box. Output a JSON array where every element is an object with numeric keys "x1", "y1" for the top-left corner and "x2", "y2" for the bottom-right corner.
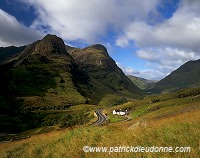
[{"x1": 1, "y1": 0, "x2": 200, "y2": 80}]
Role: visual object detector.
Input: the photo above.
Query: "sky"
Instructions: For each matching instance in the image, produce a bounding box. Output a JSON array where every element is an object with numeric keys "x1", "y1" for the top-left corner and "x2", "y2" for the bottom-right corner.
[{"x1": 1, "y1": 0, "x2": 200, "y2": 80}]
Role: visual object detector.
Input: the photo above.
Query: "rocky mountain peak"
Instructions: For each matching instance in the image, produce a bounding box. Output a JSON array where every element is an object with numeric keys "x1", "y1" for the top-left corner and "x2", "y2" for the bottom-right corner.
[
  {"x1": 34, "y1": 34, "x2": 67, "y2": 55},
  {"x1": 84, "y1": 44, "x2": 109, "y2": 57},
  {"x1": 89, "y1": 44, "x2": 107, "y2": 52}
]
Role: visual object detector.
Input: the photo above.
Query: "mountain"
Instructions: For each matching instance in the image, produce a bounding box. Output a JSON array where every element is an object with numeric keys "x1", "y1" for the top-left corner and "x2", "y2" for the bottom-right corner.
[
  {"x1": 67, "y1": 44, "x2": 142, "y2": 100},
  {"x1": 0, "y1": 35, "x2": 112, "y2": 107},
  {"x1": 0, "y1": 34, "x2": 142, "y2": 133},
  {"x1": 149, "y1": 59, "x2": 200, "y2": 93},
  {"x1": 127, "y1": 75, "x2": 156, "y2": 90}
]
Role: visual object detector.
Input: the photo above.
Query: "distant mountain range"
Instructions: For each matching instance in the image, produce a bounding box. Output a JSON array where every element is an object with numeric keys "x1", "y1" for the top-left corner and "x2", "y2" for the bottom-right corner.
[
  {"x1": 127, "y1": 75, "x2": 157, "y2": 90},
  {"x1": 149, "y1": 59, "x2": 200, "y2": 93}
]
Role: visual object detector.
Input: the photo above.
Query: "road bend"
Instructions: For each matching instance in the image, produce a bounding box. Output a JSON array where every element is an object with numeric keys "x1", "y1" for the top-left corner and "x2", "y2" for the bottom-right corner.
[{"x1": 92, "y1": 108, "x2": 107, "y2": 126}]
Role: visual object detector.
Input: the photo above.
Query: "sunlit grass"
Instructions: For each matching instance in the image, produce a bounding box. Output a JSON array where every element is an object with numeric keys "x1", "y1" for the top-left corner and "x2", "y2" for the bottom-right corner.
[
  {"x1": 1, "y1": 108, "x2": 199, "y2": 158},
  {"x1": 107, "y1": 114, "x2": 126, "y2": 123},
  {"x1": 1, "y1": 88, "x2": 200, "y2": 157}
]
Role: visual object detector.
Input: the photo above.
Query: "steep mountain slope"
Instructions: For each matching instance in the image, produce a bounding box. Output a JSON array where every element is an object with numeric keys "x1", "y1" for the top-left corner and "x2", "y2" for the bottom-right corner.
[
  {"x1": 127, "y1": 75, "x2": 156, "y2": 90},
  {"x1": 0, "y1": 35, "x2": 114, "y2": 107},
  {"x1": 67, "y1": 44, "x2": 142, "y2": 99},
  {"x1": 149, "y1": 59, "x2": 200, "y2": 93},
  {"x1": 0, "y1": 46, "x2": 26, "y2": 64}
]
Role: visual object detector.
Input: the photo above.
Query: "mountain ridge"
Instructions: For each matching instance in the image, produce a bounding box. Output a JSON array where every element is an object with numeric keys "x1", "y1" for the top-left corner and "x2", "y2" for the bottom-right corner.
[
  {"x1": 0, "y1": 34, "x2": 142, "y2": 108},
  {"x1": 149, "y1": 59, "x2": 200, "y2": 93}
]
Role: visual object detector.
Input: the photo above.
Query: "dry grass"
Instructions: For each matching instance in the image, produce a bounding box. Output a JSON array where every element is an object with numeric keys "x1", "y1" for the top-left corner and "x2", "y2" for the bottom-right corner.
[
  {"x1": 0, "y1": 108, "x2": 199, "y2": 158},
  {"x1": 1, "y1": 91, "x2": 200, "y2": 157}
]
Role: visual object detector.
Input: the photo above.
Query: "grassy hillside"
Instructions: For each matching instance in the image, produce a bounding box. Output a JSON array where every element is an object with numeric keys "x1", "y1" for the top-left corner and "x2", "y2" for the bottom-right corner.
[
  {"x1": 0, "y1": 104, "x2": 103, "y2": 141},
  {"x1": 1, "y1": 109, "x2": 198, "y2": 158},
  {"x1": 98, "y1": 94, "x2": 127, "y2": 106},
  {"x1": 150, "y1": 59, "x2": 200, "y2": 93},
  {"x1": 127, "y1": 75, "x2": 156, "y2": 90},
  {"x1": 105, "y1": 86, "x2": 200, "y2": 120},
  {"x1": 0, "y1": 87, "x2": 199, "y2": 158}
]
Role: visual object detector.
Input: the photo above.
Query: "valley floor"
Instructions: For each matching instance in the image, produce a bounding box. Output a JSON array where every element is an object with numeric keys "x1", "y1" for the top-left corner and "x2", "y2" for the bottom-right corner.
[{"x1": 0, "y1": 90, "x2": 200, "y2": 158}]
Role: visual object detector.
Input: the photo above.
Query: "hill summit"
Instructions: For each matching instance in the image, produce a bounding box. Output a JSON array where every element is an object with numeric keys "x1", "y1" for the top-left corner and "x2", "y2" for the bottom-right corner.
[{"x1": 34, "y1": 34, "x2": 67, "y2": 55}]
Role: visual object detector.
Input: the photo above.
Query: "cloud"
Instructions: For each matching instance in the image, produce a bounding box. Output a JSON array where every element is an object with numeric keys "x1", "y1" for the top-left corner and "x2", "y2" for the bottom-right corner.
[
  {"x1": 136, "y1": 47, "x2": 199, "y2": 65},
  {"x1": 116, "y1": 0, "x2": 200, "y2": 51},
  {"x1": 116, "y1": 62, "x2": 164, "y2": 80},
  {"x1": 18, "y1": 0, "x2": 160, "y2": 43},
  {"x1": 115, "y1": 36, "x2": 130, "y2": 48},
  {"x1": 116, "y1": 62, "x2": 139, "y2": 75},
  {"x1": 0, "y1": 9, "x2": 43, "y2": 47}
]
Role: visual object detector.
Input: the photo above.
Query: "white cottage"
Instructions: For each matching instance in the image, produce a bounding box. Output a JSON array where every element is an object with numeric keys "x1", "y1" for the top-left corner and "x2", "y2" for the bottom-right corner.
[{"x1": 112, "y1": 109, "x2": 128, "y2": 116}]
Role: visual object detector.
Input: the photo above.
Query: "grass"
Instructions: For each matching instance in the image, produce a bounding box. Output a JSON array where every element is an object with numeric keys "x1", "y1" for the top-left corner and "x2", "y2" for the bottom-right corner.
[
  {"x1": 14, "y1": 67, "x2": 88, "y2": 107},
  {"x1": 107, "y1": 113, "x2": 126, "y2": 123},
  {"x1": 1, "y1": 87, "x2": 200, "y2": 157},
  {"x1": 131, "y1": 94, "x2": 200, "y2": 120},
  {"x1": 0, "y1": 108, "x2": 199, "y2": 158},
  {"x1": 10, "y1": 63, "x2": 57, "y2": 96},
  {"x1": 99, "y1": 94, "x2": 127, "y2": 106},
  {"x1": 0, "y1": 104, "x2": 102, "y2": 141},
  {"x1": 102, "y1": 87, "x2": 200, "y2": 120}
]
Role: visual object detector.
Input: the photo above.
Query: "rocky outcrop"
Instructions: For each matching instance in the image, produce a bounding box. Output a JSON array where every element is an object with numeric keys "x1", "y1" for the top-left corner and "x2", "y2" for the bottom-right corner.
[{"x1": 34, "y1": 34, "x2": 67, "y2": 55}]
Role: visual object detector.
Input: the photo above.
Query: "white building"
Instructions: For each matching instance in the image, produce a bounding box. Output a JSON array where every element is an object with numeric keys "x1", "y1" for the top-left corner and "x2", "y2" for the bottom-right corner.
[{"x1": 112, "y1": 109, "x2": 128, "y2": 116}]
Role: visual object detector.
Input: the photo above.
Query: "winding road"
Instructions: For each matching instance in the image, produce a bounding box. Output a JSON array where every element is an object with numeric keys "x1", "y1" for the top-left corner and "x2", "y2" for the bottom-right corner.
[{"x1": 93, "y1": 109, "x2": 107, "y2": 125}]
